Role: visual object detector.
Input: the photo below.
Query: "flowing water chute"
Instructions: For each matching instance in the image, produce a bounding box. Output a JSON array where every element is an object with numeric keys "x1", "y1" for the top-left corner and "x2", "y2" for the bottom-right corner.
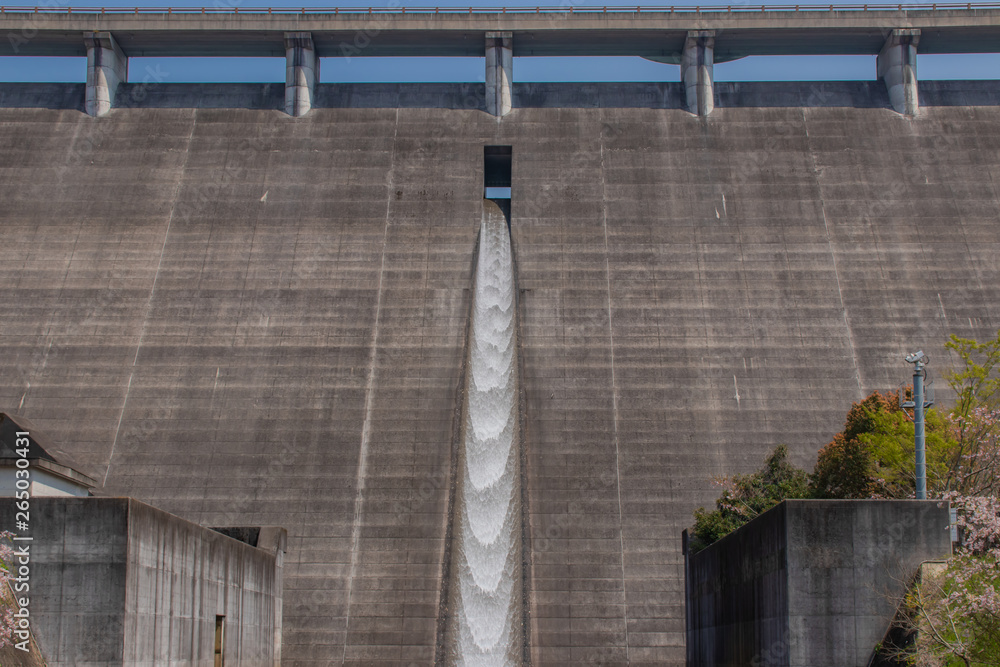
[{"x1": 448, "y1": 199, "x2": 522, "y2": 666}]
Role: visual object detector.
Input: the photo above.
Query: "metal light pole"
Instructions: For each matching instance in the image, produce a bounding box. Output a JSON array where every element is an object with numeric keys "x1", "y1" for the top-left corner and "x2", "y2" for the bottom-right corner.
[{"x1": 904, "y1": 351, "x2": 930, "y2": 499}]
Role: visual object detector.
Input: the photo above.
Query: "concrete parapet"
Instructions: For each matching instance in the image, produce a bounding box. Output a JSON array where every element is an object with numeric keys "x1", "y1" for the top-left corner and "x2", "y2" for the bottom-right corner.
[
  {"x1": 682, "y1": 30, "x2": 715, "y2": 116},
  {"x1": 284, "y1": 31, "x2": 318, "y2": 117},
  {"x1": 486, "y1": 31, "x2": 513, "y2": 117},
  {"x1": 878, "y1": 28, "x2": 920, "y2": 115},
  {"x1": 83, "y1": 31, "x2": 126, "y2": 117}
]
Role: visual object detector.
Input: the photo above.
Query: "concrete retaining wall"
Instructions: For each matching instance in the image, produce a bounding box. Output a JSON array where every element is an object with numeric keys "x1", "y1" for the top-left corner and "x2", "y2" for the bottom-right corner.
[
  {"x1": 0, "y1": 497, "x2": 280, "y2": 666},
  {"x1": 685, "y1": 500, "x2": 954, "y2": 667}
]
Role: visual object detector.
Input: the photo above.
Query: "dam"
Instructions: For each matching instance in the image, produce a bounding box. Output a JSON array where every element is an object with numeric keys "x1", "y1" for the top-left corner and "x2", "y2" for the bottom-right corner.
[{"x1": 2, "y1": 5, "x2": 1000, "y2": 665}]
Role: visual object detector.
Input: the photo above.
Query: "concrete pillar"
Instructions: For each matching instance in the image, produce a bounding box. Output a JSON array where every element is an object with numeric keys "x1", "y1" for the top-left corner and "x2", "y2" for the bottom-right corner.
[
  {"x1": 285, "y1": 32, "x2": 319, "y2": 117},
  {"x1": 682, "y1": 31, "x2": 715, "y2": 117},
  {"x1": 485, "y1": 31, "x2": 513, "y2": 118},
  {"x1": 84, "y1": 32, "x2": 126, "y2": 117},
  {"x1": 878, "y1": 29, "x2": 920, "y2": 116}
]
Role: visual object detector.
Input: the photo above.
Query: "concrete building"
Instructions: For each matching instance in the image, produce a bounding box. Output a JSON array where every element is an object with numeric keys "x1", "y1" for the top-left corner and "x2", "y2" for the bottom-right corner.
[
  {"x1": 1, "y1": 6, "x2": 999, "y2": 665},
  {"x1": 0, "y1": 413, "x2": 97, "y2": 497}
]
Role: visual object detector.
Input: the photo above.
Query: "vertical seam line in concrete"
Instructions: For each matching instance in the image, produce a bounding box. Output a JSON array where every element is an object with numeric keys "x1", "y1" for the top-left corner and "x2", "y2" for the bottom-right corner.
[
  {"x1": 736, "y1": 221, "x2": 759, "y2": 411},
  {"x1": 805, "y1": 112, "x2": 864, "y2": 399},
  {"x1": 342, "y1": 108, "x2": 400, "y2": 663},
  {"x1": 599, "y1": 130, "x2": 630, "y2": 662},
  {"x1": 103, "y1": 116, "x2": 196, "y2": 486},
  {"x1": 104, "y1": 371, "x2": 134, "y2": 487},
  {"x1": 820, "y1": 192, "x2": 864, "y2": 400},
  {"x1": 123, "y1": 500, "x2": 130, "y2": 662}
]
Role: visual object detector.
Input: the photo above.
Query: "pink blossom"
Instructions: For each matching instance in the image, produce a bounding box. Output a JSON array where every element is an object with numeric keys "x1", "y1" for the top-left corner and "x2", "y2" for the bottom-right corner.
[{"x1": 0, "y1": 530, "x2": 16, "y2": 647}]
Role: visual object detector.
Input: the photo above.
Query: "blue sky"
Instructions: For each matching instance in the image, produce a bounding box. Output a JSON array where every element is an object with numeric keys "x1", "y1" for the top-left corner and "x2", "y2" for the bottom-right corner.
[{"x1": 2, "y1": 0, "x2": 999, "y2": 83}]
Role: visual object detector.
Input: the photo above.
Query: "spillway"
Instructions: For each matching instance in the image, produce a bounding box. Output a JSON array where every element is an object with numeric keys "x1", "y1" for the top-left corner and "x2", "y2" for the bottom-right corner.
[{"x1": 448, "y1": 200, "x2": 522, "y2": 666}]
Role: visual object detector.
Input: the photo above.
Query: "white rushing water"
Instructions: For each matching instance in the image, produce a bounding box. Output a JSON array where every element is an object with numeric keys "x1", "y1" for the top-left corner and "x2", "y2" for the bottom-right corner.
[{"x1": 450, "y1": 202, "x2": 521, "y2": 666}]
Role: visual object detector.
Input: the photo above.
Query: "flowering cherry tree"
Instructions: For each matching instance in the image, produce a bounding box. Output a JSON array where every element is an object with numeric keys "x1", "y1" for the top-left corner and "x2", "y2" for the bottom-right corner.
[
  {"x1": 907, "y1": 495, "x2": 1000, "y2": 666},
  {"x1": 898, "y1": 332, "x2": 1000, "y2": 665},
  {"x1": 942, "y1": 406, "x2": 1000, "y2": 498}
]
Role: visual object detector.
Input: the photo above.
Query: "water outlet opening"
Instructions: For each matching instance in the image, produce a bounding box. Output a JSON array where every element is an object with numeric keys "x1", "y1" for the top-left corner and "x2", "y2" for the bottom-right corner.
[{"x1": 484, "y1": 145, "x2": 512, "y2": 225}]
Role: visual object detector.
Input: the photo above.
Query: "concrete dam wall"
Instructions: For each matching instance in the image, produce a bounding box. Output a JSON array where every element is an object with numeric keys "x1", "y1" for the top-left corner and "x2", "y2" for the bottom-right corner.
[{"x1": 2, "y1": 84, "x2": 1000, "y2": 665}]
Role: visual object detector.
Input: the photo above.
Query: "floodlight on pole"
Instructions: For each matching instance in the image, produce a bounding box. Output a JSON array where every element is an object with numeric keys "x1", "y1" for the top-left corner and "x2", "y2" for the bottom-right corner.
[{"x1": 903, "y1": 351, "x2": 931, "y2": 499}]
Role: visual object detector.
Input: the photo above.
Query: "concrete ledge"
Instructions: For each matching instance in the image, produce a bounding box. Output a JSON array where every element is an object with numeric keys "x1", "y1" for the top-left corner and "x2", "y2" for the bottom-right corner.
[
  {"x1": 0, "y1": 83, "x2": 85, "y2": 110},
  {"x1": 917, "y1": 79, "x2": 1000, "y2": 105},
  {"x1": 715, "y1": 80, "x2": 888, "y2": 108},
  {"x1": 28, "y1": 457, "x2": 97, "y2": 490},
  {"x1": 1, "y1": 79, "x2": 999, "y2": 113},
  {"x1": 120, "y1": 82, "x2": 285, "y2": 109}
]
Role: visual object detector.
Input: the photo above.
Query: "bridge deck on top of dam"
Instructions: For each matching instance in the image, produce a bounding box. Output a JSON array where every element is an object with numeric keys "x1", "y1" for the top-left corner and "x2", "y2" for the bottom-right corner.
[{"x1": 5, "y1": 4, "x2": 1000, "y2": 58}]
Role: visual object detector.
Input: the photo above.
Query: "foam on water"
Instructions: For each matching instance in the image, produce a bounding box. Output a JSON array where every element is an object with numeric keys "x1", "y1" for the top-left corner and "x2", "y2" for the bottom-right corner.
[{"x1": 449, "y1": 203, "x2": 521, "y2": 666}]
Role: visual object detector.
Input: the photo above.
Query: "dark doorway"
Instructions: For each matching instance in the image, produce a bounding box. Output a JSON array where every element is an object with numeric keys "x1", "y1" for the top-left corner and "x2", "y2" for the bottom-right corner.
[{"x1": 214, "y1": 616, "x2": 225, "y2": 667}]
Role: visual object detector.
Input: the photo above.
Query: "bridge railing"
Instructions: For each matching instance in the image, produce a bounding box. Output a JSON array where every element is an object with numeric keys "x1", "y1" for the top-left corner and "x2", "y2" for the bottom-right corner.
[{"x1": 1, "y1": 3, "x2": 1000, "y2": 14}]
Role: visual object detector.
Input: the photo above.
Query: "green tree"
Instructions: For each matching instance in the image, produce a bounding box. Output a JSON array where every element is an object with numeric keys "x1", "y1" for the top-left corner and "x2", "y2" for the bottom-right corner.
[
  {"x1": 809, "y1": 390, "x2": 955, "y2": 500},
  {"x1": 810, "y1": 391, "x2": 898, "y2": 499},
  {"x1": 942, "y1": 331, "x2": 1000, "y2": 497},
  {"x1": 946, "y1": 330, "x2": 1000, "y2": 417},
  {"x1": 690, "y1": 445, "x2": 810, "y2": 552},
  {"x1": 690, "y1": 333, "x2": 1000, "y2": 517}
]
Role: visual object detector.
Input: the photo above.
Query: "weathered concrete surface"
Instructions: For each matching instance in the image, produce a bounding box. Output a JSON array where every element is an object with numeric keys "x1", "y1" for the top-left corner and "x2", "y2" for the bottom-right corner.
[
  {"x1": 685, "y1": 500, "x2": 953, "y2": 667},
  {"x1": 1, "y1": 92, "x2": 999, "y2": 665},
  {"x1": 0, "y1": 497, "x2": 281, "y2": 666}
]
